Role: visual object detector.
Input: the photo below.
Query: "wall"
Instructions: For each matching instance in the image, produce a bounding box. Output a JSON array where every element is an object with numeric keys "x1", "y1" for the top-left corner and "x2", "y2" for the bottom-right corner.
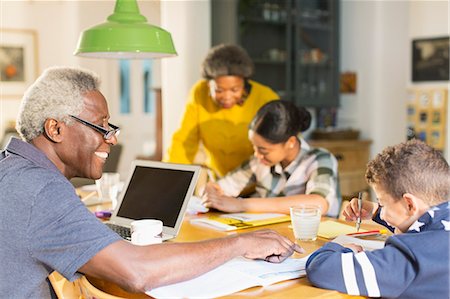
[
  {"x1": 160, "y1": 0, "x2": 211, "y2": 153},
  {"x1": 0, "y1": 0, "x2": 162, "y2": 178},
  {"x1": 339, "y1": 0, "x2": 409, "y2": 157},
  {"x1": 339, "y1": 0, "x2": 449, "y2": 161},
  {"x1": 408, "y1": 0, "x2": 450, "y2": 160}
]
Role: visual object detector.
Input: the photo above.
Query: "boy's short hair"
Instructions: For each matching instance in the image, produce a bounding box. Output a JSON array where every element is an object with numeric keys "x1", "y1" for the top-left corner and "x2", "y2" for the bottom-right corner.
[{"x1": 365, "y1": 139, "x2": 450, "y2": 206}]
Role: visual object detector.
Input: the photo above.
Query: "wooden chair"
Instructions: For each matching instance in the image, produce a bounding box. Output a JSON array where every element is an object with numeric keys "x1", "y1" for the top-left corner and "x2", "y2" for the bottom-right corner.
[
  {"x1": 78, "y1": 275, "x2": 147, "y2": 299},
  {"x1": 48, "y1": 271, "x2": 82, "y2": 299},
  {"x1": 49, "y1": 272, "x2": 146, "y2": 299}
]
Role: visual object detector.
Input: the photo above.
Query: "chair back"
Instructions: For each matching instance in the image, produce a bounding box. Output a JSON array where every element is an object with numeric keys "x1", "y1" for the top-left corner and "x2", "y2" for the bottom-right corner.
[
  {"x1": 78, "y1": 275, "x2": 147, "y2": 299},
  {"x1": 48, "y1": 271, "x2": 81, "y2": 299}
]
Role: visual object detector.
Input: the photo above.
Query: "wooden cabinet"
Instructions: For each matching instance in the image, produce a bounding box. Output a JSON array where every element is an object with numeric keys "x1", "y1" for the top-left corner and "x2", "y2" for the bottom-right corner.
[
  {"x1": 308, "y1": 139, "x2": 372, "y2": 198},
  {"x1": 212, "y1": 0, "x2": 340, "y2": 107}
]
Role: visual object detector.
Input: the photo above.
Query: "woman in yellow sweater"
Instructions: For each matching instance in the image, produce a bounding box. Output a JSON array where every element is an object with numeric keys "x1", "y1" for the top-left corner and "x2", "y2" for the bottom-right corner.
[{"x1": 165, "y1": 44, "x2": 279, "y2": 178}]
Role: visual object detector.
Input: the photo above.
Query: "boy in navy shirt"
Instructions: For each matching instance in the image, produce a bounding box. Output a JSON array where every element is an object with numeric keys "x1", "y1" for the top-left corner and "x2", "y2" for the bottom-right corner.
[{"x1": 306, "y1": 139, "x2": 449, "y2": 299}]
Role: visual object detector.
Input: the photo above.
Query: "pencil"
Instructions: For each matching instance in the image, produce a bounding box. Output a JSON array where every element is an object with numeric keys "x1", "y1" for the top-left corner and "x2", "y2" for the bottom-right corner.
[
  {"x1": 206, "y1": 168, "x2": 216, "y2": 183},
  {"x1": 347, "y1": 229, "x2": 388, "y2": 237},
  {"x1": 356, "y1": 192, "x2": 363, "y2": 232},
  {"x1": 81, "y1": 191, "x2": 97, "y2": 202}
]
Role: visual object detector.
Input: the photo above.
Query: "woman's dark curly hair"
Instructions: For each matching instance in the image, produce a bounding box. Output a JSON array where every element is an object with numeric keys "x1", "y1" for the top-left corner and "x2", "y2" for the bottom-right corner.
[{"x1": 201, "y1": 44, "x2": 254, "y2": 80}]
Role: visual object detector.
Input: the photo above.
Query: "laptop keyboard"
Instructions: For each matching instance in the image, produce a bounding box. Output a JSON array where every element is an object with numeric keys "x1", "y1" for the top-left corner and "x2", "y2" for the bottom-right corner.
[{"x1": 106, "y1": 223, "x2": 131, "y2": 241}]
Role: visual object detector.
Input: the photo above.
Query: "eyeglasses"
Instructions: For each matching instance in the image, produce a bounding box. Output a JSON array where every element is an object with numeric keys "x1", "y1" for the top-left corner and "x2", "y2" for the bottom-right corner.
[{"x1": 69, "y1": 115, "x2": 120, "y2": 140}]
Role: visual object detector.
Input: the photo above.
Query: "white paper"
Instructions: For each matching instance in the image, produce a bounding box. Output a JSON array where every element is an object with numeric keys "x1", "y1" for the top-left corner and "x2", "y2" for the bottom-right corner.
[
  {"x1": 332, "y1": 235, "x2": 385, "y2": 251},
  {"x1": 185, "y1": 195, "x2": 209, "y2": 215},
  {"x1": 147, "y1": 256, "x2": 307, "y2": 299},
  {"x1": 224, "y1": 212, "x2": 287, "y2": 221}
]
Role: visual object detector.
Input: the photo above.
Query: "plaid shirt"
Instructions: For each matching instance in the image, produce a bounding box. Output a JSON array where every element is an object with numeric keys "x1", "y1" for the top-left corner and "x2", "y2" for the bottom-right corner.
[{"x1": 217, "y1": 139, "x2": 341, "y2": 217}]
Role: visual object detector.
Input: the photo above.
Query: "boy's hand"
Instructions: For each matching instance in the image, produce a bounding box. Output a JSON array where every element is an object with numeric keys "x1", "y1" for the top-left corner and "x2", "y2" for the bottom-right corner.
[
  {"x1": 343, "y1": 243, "x2": 364, "y2": 253},
  {"x1": 342, "y1": 198, "x2": 377, "y2": 222}
]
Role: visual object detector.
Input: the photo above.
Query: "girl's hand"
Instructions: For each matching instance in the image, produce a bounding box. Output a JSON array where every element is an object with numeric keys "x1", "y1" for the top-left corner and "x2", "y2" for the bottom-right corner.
[{"x1": 202, "y1": 183, "x2": 244, "y2": 213}]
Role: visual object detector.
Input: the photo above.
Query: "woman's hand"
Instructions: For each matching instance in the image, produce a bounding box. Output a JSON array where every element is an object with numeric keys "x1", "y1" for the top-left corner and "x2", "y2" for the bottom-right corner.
[
  {"x1": 342, "y1": 197, "x2": 377, "y2": 222},
  {"x1": 202, "y1": 182, "x2": 245, "y2": 213}
]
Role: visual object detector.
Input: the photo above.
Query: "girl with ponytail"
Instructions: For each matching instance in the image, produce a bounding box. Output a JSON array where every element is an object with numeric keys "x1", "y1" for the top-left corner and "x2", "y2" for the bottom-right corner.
[{"x1": 202, "y1": 100, "x2": 341, "y2": 217}]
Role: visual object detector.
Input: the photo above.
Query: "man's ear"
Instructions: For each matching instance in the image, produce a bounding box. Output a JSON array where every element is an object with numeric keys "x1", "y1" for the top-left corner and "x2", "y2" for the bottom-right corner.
[{"x1": 43, "y1": 119, "x2": 64, "y2": 143}]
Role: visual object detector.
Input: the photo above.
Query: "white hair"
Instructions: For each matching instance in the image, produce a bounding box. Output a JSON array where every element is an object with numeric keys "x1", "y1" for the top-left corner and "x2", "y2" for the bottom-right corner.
[{"x1": 16, "y1": 66, "x2": 101, "y2": 142}]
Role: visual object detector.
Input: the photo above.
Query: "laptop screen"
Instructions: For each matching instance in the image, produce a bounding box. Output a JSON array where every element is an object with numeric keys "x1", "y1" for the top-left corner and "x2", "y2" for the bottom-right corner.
[{"x1": 116, "y1": 165, "x2": 195, "y2": 227}]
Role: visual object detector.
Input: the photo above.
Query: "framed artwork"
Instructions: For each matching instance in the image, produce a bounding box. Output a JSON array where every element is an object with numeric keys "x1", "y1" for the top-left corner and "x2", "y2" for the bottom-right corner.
[
  {"x1": 0, "y1": 29, "x2": 38, "y2": 99},
  {"x1": 412, "y1": 36, "x2": 449, "y2": 82},
  {"x1": 407, "y1": 88, "x2": 447, "y2": 150},
  {"x1": 340, "y1": 71, "x2": 357, "y2": 94}
]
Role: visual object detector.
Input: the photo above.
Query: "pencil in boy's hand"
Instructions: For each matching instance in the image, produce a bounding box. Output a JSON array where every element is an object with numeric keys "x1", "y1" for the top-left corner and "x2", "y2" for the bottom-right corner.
[
  {"x1": 356, "y1": 192, "x2": 363, "y2": 232},
  {"x1": 347, "y1": 229, "x2": 388, "y2": 237}
]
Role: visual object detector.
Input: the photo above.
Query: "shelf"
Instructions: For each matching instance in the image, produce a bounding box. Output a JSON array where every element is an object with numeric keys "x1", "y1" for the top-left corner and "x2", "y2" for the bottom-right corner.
[
  {"x1": 239, "y1": 17, "x2": 332, "y2": 31},
  {"x1": 297, "y1": 62, "x2": 333, "y2": 68},
  {"x1": 239, "y1": 16, "x2": 287, "y2": 25},
  {"x1": 298, "y1": 22, "x2": 333, "y2": 31},
  {"x1": 253, "y1": 59, "x2": 287, "y2": 65},
  {"x1": 213, "y1": 0, "x2": 340, "y2": 108}
]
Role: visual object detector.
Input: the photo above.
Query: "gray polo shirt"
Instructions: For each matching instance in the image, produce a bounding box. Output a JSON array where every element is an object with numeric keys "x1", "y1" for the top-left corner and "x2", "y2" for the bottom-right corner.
[{"x1": 0, "y1": 137, "x2": 121, "y2": 298}]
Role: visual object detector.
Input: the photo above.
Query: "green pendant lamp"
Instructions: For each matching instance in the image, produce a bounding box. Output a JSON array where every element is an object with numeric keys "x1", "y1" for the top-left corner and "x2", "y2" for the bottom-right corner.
[{"x1": 74, "y1": 0, "x2": 177, "y2": 59}]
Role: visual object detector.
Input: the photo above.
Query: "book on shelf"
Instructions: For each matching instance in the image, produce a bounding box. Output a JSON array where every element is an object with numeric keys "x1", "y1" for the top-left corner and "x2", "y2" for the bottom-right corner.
[
  {"x1": 190, "y1": 212, "x2": 291, "y2": 231},
  {"x1": 147, "y1": 256, "x2": 308, "y2": 299}
]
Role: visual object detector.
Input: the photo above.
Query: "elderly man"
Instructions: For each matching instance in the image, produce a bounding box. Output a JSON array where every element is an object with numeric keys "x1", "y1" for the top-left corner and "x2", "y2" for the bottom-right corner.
[{"x1": 0, "y1": 66, "x2": 302, "y2": 298}]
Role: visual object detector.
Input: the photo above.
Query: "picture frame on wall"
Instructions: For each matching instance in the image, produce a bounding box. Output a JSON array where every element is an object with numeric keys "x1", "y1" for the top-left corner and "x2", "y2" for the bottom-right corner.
[
  {"x1": 412, "y1": 36, "x2": 450, "y2": 82},
  {"x1": 0, "y1": 29, "x2": 38, "y2": 99}
]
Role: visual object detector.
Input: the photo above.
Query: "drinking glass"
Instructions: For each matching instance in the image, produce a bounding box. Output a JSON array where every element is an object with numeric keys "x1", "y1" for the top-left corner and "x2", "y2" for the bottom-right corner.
[
  {"x1": 290, "y1": 205, "x2": 322, "y2": 241},
  {"x1": 95, "y1": 172, "x2": 120, "y2": 208}
]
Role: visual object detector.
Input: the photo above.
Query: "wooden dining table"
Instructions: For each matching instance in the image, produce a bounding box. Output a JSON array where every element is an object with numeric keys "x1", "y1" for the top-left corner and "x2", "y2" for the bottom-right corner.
[{"x1": 79, "y1": 200, "x2": 384, "y2": 299}]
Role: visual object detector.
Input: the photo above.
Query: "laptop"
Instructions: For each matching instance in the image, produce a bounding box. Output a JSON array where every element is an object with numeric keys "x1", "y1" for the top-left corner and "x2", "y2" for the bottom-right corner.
[{"x1": 105, "y1": 160, "x2": 200, "y2": 241}]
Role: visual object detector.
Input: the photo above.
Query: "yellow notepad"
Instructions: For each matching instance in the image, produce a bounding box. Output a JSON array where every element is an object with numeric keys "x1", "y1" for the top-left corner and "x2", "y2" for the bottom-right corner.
[
  {"x1": 191, "y1": 213, "x2": 291, "y2": 231},
  {"x1": 317, "y1": 220, "x2": 367, "y2": 239}
]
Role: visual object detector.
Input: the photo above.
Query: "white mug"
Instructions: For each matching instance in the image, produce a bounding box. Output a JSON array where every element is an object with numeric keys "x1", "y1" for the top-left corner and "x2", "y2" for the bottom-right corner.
[{"x1": 130, "y1": 219, "x2": 163, "y2": 246}]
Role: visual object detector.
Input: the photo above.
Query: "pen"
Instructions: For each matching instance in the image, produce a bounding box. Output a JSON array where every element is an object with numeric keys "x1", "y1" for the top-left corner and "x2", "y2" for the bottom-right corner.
[
  {"x1": 206, "y1": 168, "x2": 216, "y2": 183},
  {"x1": 347, "y1": 229, "x2": 388, "y2": 237},
  {"x1": 356, "y1": 192, "x2": 363, "y2": 232},
  {"x1": 94, "y1": 210, "x2": 112, "y2": 219}
]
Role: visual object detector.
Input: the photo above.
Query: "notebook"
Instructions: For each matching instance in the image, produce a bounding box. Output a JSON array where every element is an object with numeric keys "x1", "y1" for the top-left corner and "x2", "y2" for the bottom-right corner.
[
  {"x1": 105, "y1": 160, "x2": 200, "y2": 241},
  {"x1": 191, "y1": 213, "x2": 291, "y2": 231},
  {"x1": 317, "y1": 220, "x2": 367, "y2": 239}
]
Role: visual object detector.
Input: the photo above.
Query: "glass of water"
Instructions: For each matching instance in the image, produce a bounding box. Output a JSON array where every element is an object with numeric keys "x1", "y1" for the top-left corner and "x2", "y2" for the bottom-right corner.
[{"x1": 290, "y1": 205, "x2": 322, "y2": 241}]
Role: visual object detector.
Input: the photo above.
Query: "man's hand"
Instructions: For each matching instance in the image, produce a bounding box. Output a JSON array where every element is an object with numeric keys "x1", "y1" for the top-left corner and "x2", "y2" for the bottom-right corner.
[
  {"x1": 202, "y1": 182, "x2": 245, "y2": 213},
  {"x1": 342, "y1": 198, "x2": 377, "y2": 222},
  {"x1": 237, "y1": 229, "x2": 304, "y2": 263}
]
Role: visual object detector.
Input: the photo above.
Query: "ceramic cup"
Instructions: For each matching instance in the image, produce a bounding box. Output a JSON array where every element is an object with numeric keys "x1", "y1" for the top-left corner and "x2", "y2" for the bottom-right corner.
[{"x1": 130, "y1": 219, "x2": 163, "y2": 246}]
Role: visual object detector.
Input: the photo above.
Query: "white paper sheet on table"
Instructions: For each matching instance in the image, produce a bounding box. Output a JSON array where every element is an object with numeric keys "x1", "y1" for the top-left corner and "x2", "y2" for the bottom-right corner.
[
  {"x1": 147, "y1": 256, "x2": 309, "y2": 299},
  {"x1": 332, "y1": 235, "x2": 385, "y2": 251}
]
